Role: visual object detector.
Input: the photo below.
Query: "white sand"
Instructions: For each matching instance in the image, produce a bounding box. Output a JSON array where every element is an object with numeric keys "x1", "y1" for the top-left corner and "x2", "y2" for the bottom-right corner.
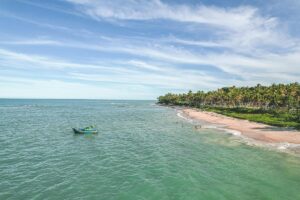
[{"x1": 183, "y1": 108, "x2": 300, "y2": 144}]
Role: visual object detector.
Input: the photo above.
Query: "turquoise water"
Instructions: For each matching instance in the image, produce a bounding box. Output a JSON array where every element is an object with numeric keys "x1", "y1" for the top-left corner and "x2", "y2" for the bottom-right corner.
[{"x1": 0, "y1": 99, "x2": 299, "y2": 200}]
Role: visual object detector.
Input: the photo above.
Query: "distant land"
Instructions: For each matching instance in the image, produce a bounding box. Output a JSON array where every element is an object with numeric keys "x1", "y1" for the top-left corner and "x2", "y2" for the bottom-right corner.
[{"x1": 158, "y1": 83, "x2": 300, "y2": 129}]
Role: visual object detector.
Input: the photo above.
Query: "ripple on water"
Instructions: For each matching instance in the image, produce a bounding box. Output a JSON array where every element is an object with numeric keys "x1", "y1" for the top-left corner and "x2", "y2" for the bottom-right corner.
[{"x1": 0, "y1": 100, "x2": 300, "y2": 200}]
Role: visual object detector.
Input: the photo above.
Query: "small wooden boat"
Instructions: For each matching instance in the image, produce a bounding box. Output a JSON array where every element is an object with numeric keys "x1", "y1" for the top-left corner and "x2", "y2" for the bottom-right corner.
[{"x1": 72, "y1": 126, "x2": 98, "y2": 134}]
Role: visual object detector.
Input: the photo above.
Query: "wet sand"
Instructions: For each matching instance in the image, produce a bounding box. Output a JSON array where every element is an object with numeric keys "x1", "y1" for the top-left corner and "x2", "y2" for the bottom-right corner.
[{"x1": 183, "y1": 108, "x2": 300, "y2": 144}]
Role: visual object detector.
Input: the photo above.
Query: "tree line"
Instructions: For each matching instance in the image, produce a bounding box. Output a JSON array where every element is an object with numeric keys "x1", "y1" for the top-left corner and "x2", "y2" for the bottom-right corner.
[{"x1": 158, "y1": 83, "x2": 300, "y2": 113}]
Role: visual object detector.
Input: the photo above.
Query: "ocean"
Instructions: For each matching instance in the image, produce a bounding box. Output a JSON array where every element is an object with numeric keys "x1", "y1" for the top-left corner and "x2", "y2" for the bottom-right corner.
[{"x1": 0, "y1": 99, "x2": 299, "y2": 200}]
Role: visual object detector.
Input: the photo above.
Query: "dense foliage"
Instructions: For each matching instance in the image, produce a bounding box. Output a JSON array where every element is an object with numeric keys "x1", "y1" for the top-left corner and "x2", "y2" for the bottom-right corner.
[
  {"x1": 158, "y1": 83, "x2": 300, "y2": 128},
  {"x1": 158, "y1": 83, "x2": 300, "y2": 110}
]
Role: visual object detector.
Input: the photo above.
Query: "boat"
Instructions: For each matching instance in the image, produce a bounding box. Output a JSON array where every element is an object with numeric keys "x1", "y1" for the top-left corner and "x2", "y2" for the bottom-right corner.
[{"x1": 72, "y1": 126, "x2": 98, "y2": 134}]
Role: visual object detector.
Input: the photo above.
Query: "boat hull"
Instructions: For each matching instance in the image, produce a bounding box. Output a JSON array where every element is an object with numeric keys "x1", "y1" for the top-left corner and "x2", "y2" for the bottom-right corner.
[{"x1": 72, "y1": 128, "x2": 98, "y2": 134}]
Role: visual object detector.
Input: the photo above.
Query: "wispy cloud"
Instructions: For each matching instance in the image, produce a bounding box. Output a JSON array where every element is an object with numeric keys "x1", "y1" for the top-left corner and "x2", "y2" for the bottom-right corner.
[
  {"x1": 0, "y1": 0, "x2": 299, "y2": 99},
  {"x1": 0, "y1": 12, "x2": 97, "y2": 38},
  {"x1": 66, "y1": 0, "x2": 263, "y2": 30},
  {"x1": 2, "y1": 34, "x2": 299, "y2": 85},
  {"x1": 0, "y1": 12, "x2": 72, "y2": 31},
  {"x1": 15, "y1": 0, "x2": 86, "y2": 18},
  {"x1": 0, "y1": 76, "x2": 156, "y2": 99},
  {"x1": 0, "y1": 48, "x2": 93, "y2": 69},
  {"x1": 0, "y1": 47, "x2": 227, "y2": 91},
  {"x1": 66, "y1": 0, "x2": 298, "y2": 53},
  {"x1": 0, "y1": 39, "x2": 62, "y2": 45}
]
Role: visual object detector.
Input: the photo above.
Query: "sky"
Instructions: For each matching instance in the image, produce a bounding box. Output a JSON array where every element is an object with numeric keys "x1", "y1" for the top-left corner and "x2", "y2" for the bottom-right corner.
[{"x1": 0, "y1": 0, "x2": 300, "y2": 99}]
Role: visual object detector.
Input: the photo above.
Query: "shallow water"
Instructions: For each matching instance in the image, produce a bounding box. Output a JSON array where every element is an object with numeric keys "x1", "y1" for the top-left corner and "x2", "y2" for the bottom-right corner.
[{"x1": 0, "y1": 99, "x2": 299, "y2": 200}]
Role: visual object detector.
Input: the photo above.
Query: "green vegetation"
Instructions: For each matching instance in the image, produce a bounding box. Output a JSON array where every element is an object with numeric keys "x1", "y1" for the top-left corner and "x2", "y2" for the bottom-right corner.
[
  {"x1": 158, "y1": 83, "x2": 300, "y2": 129},
  {"x1": 205, "y1": 107, "x2": 300, "y2": 129}
]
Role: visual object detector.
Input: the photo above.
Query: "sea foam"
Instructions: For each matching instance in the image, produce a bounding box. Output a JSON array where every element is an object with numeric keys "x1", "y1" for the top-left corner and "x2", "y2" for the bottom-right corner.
[{"x1": 175, "y1": 109, "x2": 300, "y2": 156}]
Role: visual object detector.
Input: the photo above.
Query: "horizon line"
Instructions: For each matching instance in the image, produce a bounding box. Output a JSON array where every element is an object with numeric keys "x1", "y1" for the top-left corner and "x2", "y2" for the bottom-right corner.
[{"x1": 0, "y1": 97, "x2": 156, "y2": 101}]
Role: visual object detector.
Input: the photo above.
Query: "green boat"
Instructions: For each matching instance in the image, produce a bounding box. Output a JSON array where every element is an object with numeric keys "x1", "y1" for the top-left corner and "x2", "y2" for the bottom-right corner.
[{"x1": 72, "y1": 126, "x2": 98, "y2": 134}]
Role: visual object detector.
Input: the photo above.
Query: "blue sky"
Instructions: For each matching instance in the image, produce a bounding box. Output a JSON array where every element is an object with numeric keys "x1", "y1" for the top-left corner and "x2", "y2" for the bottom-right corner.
[{"x1": 0, "y1": 0, "x2": 300, "y2": 99}]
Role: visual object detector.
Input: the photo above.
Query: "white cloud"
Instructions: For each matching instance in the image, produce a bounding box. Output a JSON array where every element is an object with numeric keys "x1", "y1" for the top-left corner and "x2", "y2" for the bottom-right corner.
[
  {"x1": 66, "y1": 0, "x2": 262, "y2": 30},
  {"x1": 1, "y1": 34, "x2": 299, "y2": 87},
  {"x1": 0, "y1": 47, "x2": 225, "y2": 91},
  {"x1": 66, "y1": 0, "x2": 298, "y2": 53},
  {"x1": 1, "y1": 0, "x2": 299, "y2": 99}
]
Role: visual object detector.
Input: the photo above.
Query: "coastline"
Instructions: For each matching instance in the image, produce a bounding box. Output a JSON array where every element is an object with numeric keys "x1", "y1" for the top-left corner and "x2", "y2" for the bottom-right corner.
[{"x1": 182, "y1": 108, "x2": 300, "y2": 144}]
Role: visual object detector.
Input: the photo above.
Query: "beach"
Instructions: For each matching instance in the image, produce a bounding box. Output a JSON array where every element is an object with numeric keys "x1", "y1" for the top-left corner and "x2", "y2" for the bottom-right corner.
[{"x1": 183, "y1": 108, "x2": 300, "y2": 144}]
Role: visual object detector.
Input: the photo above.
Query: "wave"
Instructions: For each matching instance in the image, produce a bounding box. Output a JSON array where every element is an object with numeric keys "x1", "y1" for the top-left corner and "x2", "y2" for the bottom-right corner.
[
  {"x1": 220, "y1": 128, "x2": 242, "y2": 136},
  {"x1": 177, "y1": 112, "x2": 196, "y2": 124}
]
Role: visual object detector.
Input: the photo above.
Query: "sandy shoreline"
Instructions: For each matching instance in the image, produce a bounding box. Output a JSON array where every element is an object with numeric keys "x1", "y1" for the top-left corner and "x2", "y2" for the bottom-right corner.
[{"x1": 182, "y1": 108, "x2": 300, "y2": 144}]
